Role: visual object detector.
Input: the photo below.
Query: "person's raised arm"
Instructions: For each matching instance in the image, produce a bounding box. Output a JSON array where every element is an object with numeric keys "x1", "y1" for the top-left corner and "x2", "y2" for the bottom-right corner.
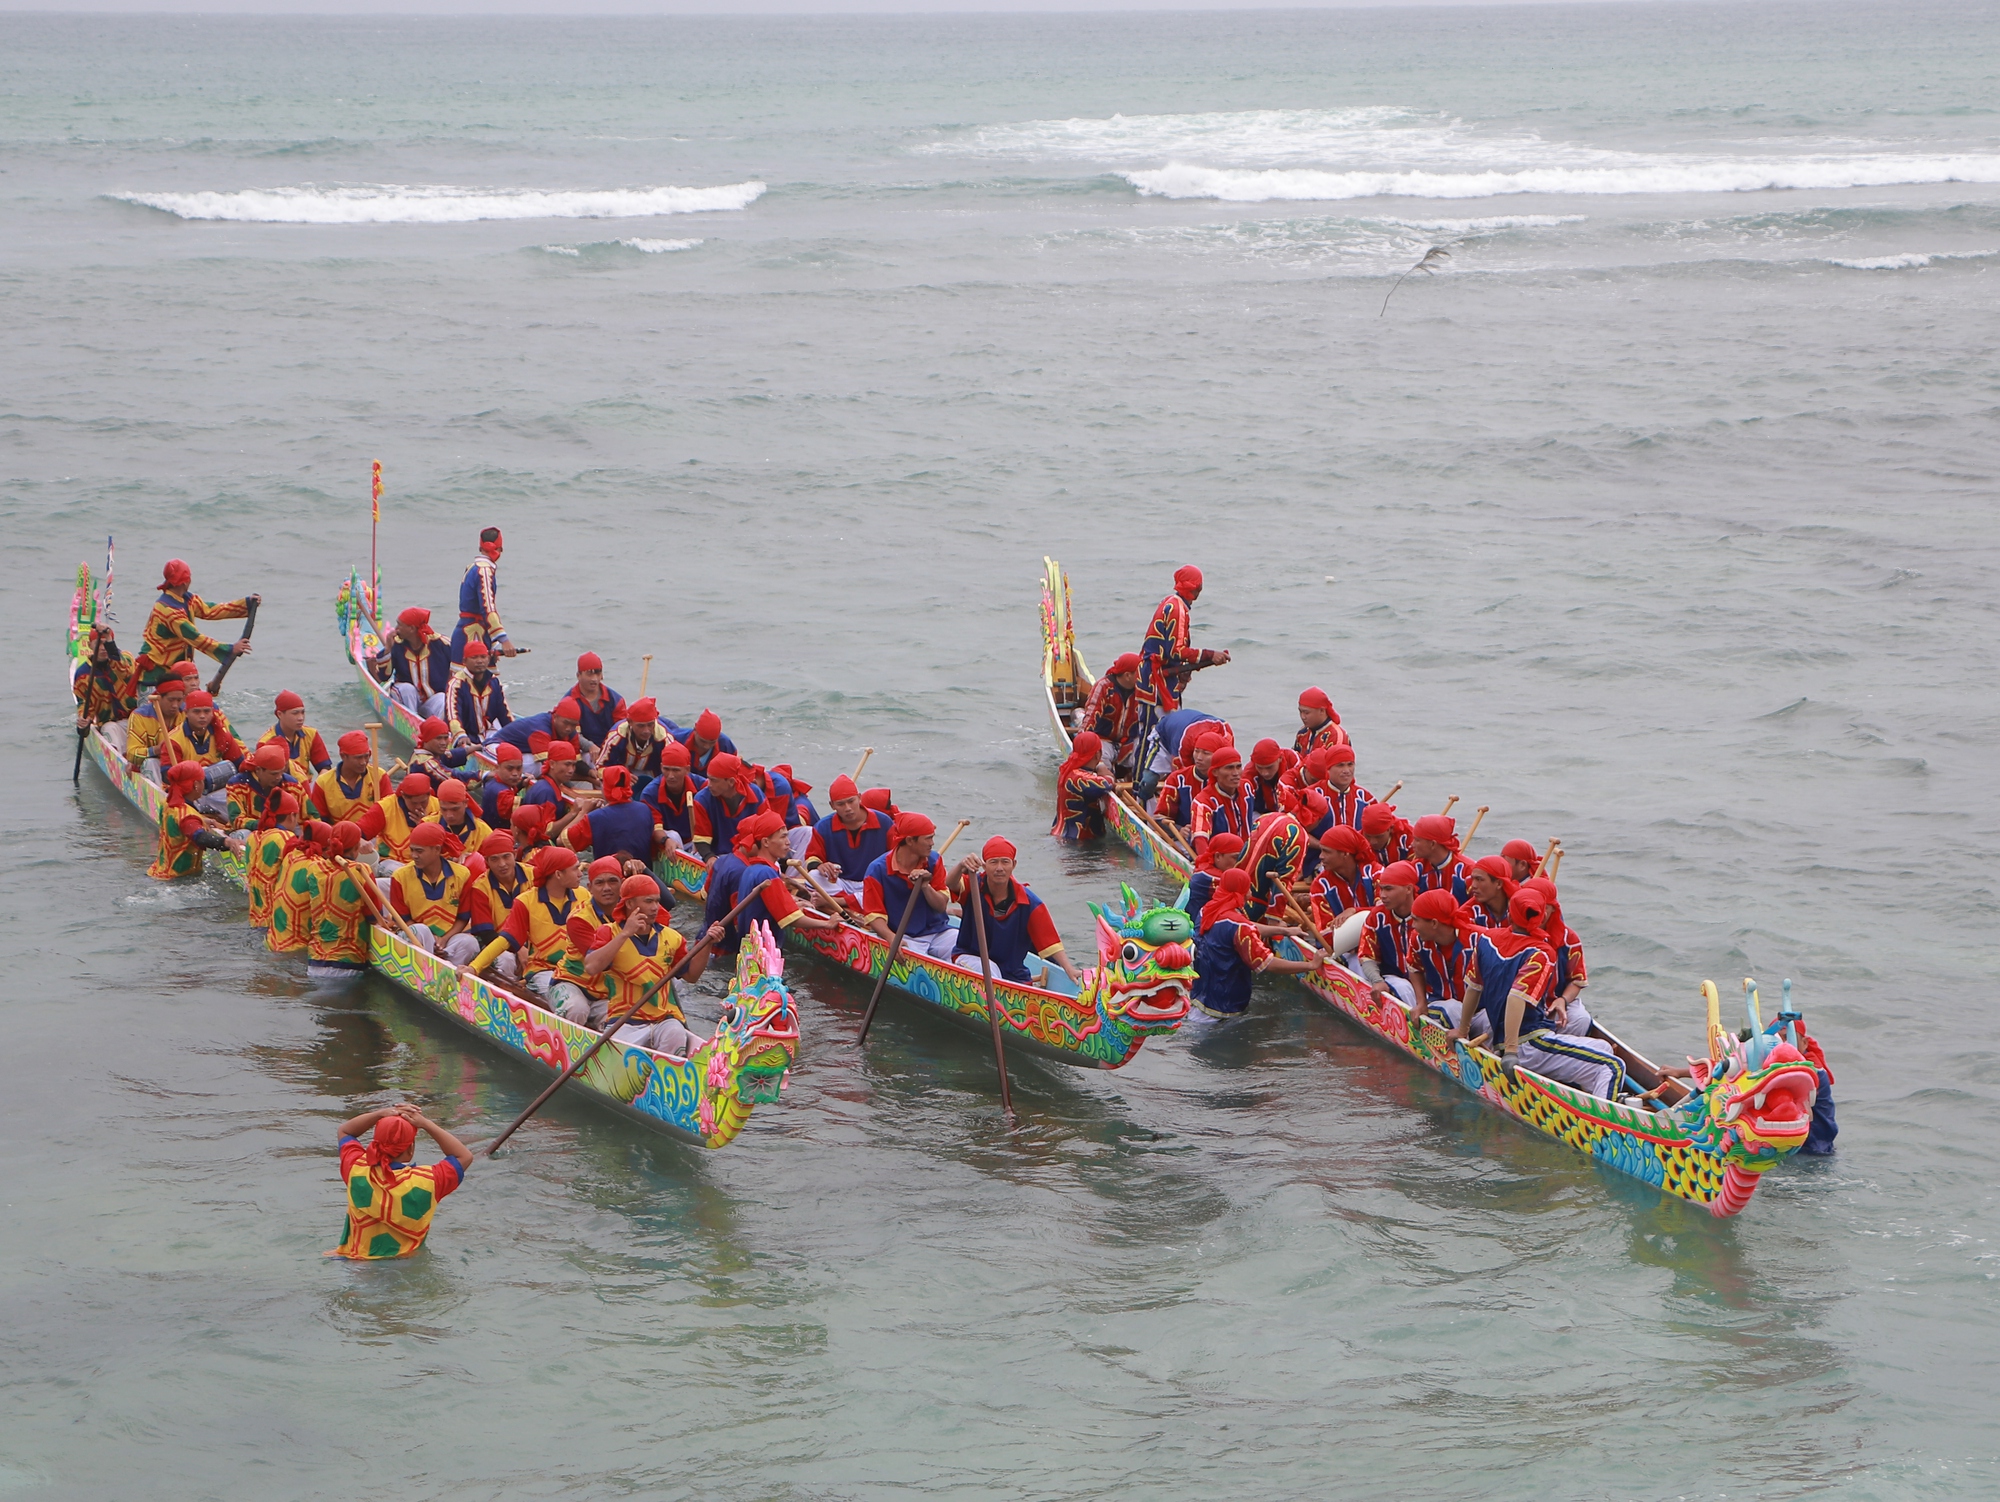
[
  {"x1": 338, "y1": 1106, "x2": 394, "y2": 1141},
  {"x1": 399, "y1": 1104, "x2": 469, "y2": 1163}
]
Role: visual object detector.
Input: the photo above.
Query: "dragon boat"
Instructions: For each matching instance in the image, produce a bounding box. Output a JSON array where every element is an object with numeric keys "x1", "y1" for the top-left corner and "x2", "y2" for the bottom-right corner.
[
  {"x1": 340, "y1": 567, "x2": 1198, "y2": 1072},
  {"x1": 72, "y1": 564, "x2": 800, "y2": 1150},
  {"x1": 1038, "y1": 556, "x2": 1821, "y2": 1214}
]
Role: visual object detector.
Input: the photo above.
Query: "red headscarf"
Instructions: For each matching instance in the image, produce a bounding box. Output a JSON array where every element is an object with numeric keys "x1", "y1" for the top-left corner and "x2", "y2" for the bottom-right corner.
[
  {"x1": 258, "y1": 790, "x2": 300, "y2": 833},
  {"x1": 1471, "y1": 854, "x2": 1518, "y2": 904},
  {"x1": 479, "y1": 529, "x2": 503, "y2": 562},
  {"x1": 1412, "y1": 814, "x2": 1458, "y2": 853},
  {"x1": 1378, "y1": 861, "x2": 1420, "y2": 889},
  {"x1": 890, "y1": 811, "x2": 935, "y2": 849},
  {"x1": 828, "y1": 774, "x2": 859, "y2": 801},
  {"x1": 397, "y1": 606, "x2": 433, "y2": 638},
  {"x1": 1199, "y1": 830, "x2": 1244, "y2": 872},
  {"x1": 706, "y1": 752, "x2": 743, "y2": 782},
  {"x1": 532, "y1": 845, "x2": 577, "y2": 884},
  {"x1": 366, "y1": 1113, "x2": 416, "y2": 1169},
  {"x1": 1319, "y1": 825, "x2": 1373, "y2": 862},
  {"x1": 1174, "y1": 564, "x2": 1203, "y2": 599},
  {"x1": 1411, "y1": 889, "x2": 1474, "y2": 936},
  {"x1": 1507, "y1": 888, "x2": 1557, "y2": 950},
  {"x1": 164, "y1": 759, "x2": 204, "y2": 809},
  {"x1": 694, "y1": 709, "x2": 723, "y2": 741},
  {"x1": 1298, "y1": 686, "x2": 1333, "y2": 713},
  {"x1": 1361, "y1": 804, "x2": 1405, "y2": 839},
  {"x1": 1501, "y1": 838, "x2": 1539, "y2": 866},
  {"x1": 1058, "y1": 730, "x2": 1104, "y2": 784},
  {"x1": 159, "y1": 559, "x2": 192, "y2": 591},
  {"x1": 1327, "y1": 745, "x2": 1356, "y2": 766},
  {"x1": 1199, "y1": 866, "x2": 1251, "y2": 932},
  {"x1": 733, "y1": 809, "x2": 786, "y2": 859},
  {"x1": 332, "y1": 821, "x2": 363, "y2": 854},
  {"x1": 861, "y1": 787, "x2": 896, "y2": 816},
  {"x1": 615, "y1": 872, "x2": 661, "y2": 921},
  {"x1": 601, "y1": 765, "x2": 634, "y2": 804},
  {"x1": 1521, "y1": 876, "x2": 1565, "y2": 940},
  {"x1": 1209, "y1": 746, "x2": 1243, "y2": 771},
  {"x1": 1250, "y1": 738, "x2": 1282, "y2": 771},
  {"x1": 982, "y1": 836, "x2": 1017, "y2": 860},
  {"x1": 1109, "y1": 652, "x2": 1141, "y2": 675}
]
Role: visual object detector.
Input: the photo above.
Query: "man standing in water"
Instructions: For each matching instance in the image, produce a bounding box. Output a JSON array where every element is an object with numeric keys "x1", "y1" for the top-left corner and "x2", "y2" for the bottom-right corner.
[
  {"x1": 329, "y1": 1103, "x2": 471, "y2": 1261},
  {"x1": 452, "y1": 526, "x2": 517, "y2": 664}
]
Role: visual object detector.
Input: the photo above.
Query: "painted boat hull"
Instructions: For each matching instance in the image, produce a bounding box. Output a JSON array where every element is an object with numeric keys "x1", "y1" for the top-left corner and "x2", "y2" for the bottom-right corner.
[{"x1": 1036, "y1": 555, "x2": 1796, "y2": 1214}]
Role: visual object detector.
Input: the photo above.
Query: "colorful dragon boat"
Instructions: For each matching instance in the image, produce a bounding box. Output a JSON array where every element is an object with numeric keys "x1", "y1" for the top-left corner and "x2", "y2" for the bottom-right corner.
[
  {"x1": 1038, "y1": 556, "x2": 1821, "y2": 1214},
  {"x1": 73, "y1": 563, "x2": 800, "y2": 1149},
  {"x1": 340, "y1": 567, "x2": 1199, "y2": 1072}
]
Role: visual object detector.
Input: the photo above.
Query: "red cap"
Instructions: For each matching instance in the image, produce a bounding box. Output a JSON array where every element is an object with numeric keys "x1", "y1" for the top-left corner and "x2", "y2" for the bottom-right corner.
[
  {"x1": 1412, "y1": 814, "x2": 1457, "y2": 845},
  {"x1": 600, "y1": 764, "x2": 634, "y2": 803},
  {"x1": 1250, "y1": 738, "x2": 1281, "y2": 769},
  {"x1": 337, "y1": 730, "x2": 370, "y2": 757},
  {"x1": 626, "y1": 697, "x2": 658, "y2": 724},
  {"x1": 332, "y1": 821, "x2": 363, "y2": 852},
  {"x1": 891, "y1": 811, "x2": 935, "y2": 846},
  {"x1": 272, "y1": 791, "x2": 300, "y2": 817},
  {"x1": 1192, "y1": 731, "x2": 1224, "y2": 756},
  {"x1": 1379, "y1": 861, "x2": 1420, "y2": 888},
  {"x1": 552, "y1": 698, "x2": 582, "y2": 723},
  {"x1": 1206, "y1": 832, "x2": 1245, "y2": 858},
  {"x1": 694, "y1": 709, "x2": 722, "y2": 741},
  {"x1": 1412, "y1": 890, "x2": 1466, "y2": 926},
  {"x1": 274, "y1": 690, "x2": 304, "y2": 712},
  {"x1": 493, "y1": 743, "x2": 523, "y2": 764},
  {"x1": 512, "y1": 804, "x2": 552, "y2": 834},
  {"x1": 1109, "y1": 652, "x2": 1141, "y2": 675},
  {"x1": 1209, "y1": 746, "x2": 1243, "y2": 770},
  {"x1": 252, "y1": 743, "x2": 288, "y2": 771},
  {"x1": 462, "y1": 640, "x2": 490, "y2": 660},
  {"x1": 1361, "y1": 805, "x2": 1400, "y2": 836},
  {"x1": 532, "y1": 846, "x2": 578, "y2": 882},
  {"x1": 861, "y1": 788, "x2": 894, "y2": 814},
  {"x1": 1473, "y1": 855, "x2": 1513, "y2": 882},
  {"x1": 437, "y1": 778, "x2": 468, "y2": 803},
  {"x1": 171, "y1": 660, "x2": 201, "y2": 682},
  {"x1": 982, "y1": 836, "x2": 1017, "y2": 860},
  {"x1": 659, "y1": 740, "x2": 691, "y2": 768},
  {"x1": 588, "y1": 856, "x2": 623, "y2": 879},
  {"x1": 480, "y1": 832, "x2": 516, "y2": 856},
  {"x1": 370, "y1": 1114, "x2": 416, "y2": 1164},
  {"x1": 1328, "y1": 746, "x2": 1356, "y2": 765},
  {"x1": 183, "y1": 689, "x2": 214, "y2": 709},
  {"x1": 1298, "y1": 686, "x2": 1333, "y2": 712},
  {"x1": 418, "y1": 717, "x2": 449, "y2": 743},
  {"x1": 706, "y1": 753, "x2": 742, "y2": 780},
  {"x1": 1320, "y1": 826, "x2": 1372, "y2": 860},
  {"x1": 735, "y1": 810, "x2": 786, "y2": 852},
  {"x1": 576, "y1": 652, "x2": 603, "y2": 673},
  {"x1": 1501, "y1": 839, "x2": 1538, "y2": 863},
  {"x1": 409, "y1": 821, "x2": 448, "y2": 848},
  {"x1": 397, "y1": 606, "x2": 430, "y2": 629},
  {"x1": 161, "y1": 559, "x2": 192, "y2": 590},
  {"x1": 542, "y1": 740, "x2": 576, "y2": 762},
  {"x1": 620, "y1": 872, "x2": 660, "y2": 902},
  {"x1": 1174, "y1": 564, "x2": 1203, "y2": 597},
  {"x1": 397, "y1": 772, "x2": 432, "y2": 798},
  {"x1": 828, "y1": 774, "x2": 859, "y2": 801},
  {"x1": 167, "y1": 760, "x2": 204, "y2": 787}
]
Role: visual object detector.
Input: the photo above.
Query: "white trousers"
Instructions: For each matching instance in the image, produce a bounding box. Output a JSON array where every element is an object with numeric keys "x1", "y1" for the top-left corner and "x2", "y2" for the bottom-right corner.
[
  {"x1": 810, "y1": 868, "x2": 865, "y2": 902},
  {"x1": 1557, "y1": 997, "x2": 1593, "y2": 1037},
  {"x1": 391, "y1": 684, "x2": 448, "y2": 721},
  {"x1": 899, "y1": 927, "x2": 958, "y2": 961},
  {"x1": 527, "y1": 969, "x2": 601, "y2": 1028},
  {"x1": 1518, "y1": 1031, "x2": 1621, "y2": 1099},
  {"x1": 614, "y1": 1018, "x2": 701, "y2": 1057},
  {"x1": 404, "y1": 926, "x2": 480, "y2": 966}
]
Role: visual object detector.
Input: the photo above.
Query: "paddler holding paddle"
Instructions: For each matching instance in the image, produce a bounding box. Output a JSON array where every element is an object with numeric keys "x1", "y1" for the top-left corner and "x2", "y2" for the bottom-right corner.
[
  {"x1": 147, "y1": 760, "x2": 245, "y2": 879},
  {"x1": 861, "y1": 812, "x2": 958, "y2": 961},
  {"x1": 577, "y1": 873, "x2": 725, "y2": 1056},
  {"x1": 1190, "y1": 867, "x2": 1325, "y2": 1020},
  {"x1": 131, "y1": 558, "x2": 256, "y2": 692},
  {"x1": 946, "y1": 837, "x2": 1086, "y2": 986},
  {"x1": 706, "y1": 811, "x2": 842, "y2": 958},
  {"x1": 803, "y1": 772, "x2": 892, "y2": 906},
  {"x1": 1052, "y1": 730, "x2": 1117, "y2": 840}
]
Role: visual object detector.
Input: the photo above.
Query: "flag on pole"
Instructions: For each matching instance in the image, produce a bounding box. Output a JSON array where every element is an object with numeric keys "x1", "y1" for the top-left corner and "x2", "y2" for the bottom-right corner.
[{"x1": 372, "y1": 460, "x2": 382, "y2": 522}]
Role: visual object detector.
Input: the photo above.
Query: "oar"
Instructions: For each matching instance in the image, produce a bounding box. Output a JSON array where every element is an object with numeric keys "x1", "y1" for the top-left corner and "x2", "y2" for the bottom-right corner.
[
  {"x1": 856, "y1": 818, "x2": 971, "y2": 1045},
  {"x1": 484, "y1": 886, "x2": 764, "y2": 1157},
  {"x1": 206, "y1": 598, "x2": 259, "y2": 695},
  {"x1": 637, "y1": 654, "x2": 653, "y2": 699},
  {"x1": 1132, "y1": 799, "x2": 1195, "y2": 861},
  {"x1": 964, "y1": 868, "x2": 1016, "y2": 1121},
  {"x1": 1533, "y1": 838, "x2": 1561, "y2": 878},
  {"x1": 1439, "y1": 794, "x2": 1458, "y2": 818},
  {"x1": 1461, "y1": 804, "x2": 1489, "y2": 850},
  {"x1": 850, "y1": 746, "x2": 875, "y2": 783},
  {"x1": 364, "y1": 722, "x2": 383, "y2": 766},
  {"x1": 1379, "y1": 779, "x2": 1404, "y2": 806},
  {"x1": 1548, "y1": 846, "x2": 1565, "y2": 878},
  {"x1": 336, "y1": 854, "x2": 424, "y2": 944},
  {"x1": 73, "y1": 723, "x2": 88, "y2": 784}
]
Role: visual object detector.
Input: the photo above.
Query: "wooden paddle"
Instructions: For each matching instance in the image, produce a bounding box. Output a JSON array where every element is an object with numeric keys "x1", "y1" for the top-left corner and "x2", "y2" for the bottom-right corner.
[
  {"x1": 1439, "y1": 794, "x2": 1458, "y2": 818},
  {"x1": 1533, "y1": 838, "x2": 1561, "y2": 878},
  {"x1": 850, "y1": 747, "x2": 875, "y2": 783},
  {"x1": 335, "y1": 854, "x2": 424, "y2": 944},
  {"x1": 856, "y1": 818, "x2": 971, "y2": 1045},
  {"x1": 206, "y1": 597, "x2": 258, "y2": 695},
  {"x1": 1461, "y1": 804, "x2": 1489, "y2": 850},
  {"x1": 1548, "y1": 846, "x2": 1565, "y2": 878},
  {"x1": 364, "y1": 722, "x2": 383, "y2": 767},
  {"x1": 483, "y1": 885, "x2": 764, "y2": 1157},
  {"x1": 1380, "y1": 779, "x2": 1404, "y2": 805},
  {"x1": 963, "y1": 867, "x2": 1016, "y2": 1120},
  {"x1": 638, "y1": 654, "x2": 653, "y2": 699}
]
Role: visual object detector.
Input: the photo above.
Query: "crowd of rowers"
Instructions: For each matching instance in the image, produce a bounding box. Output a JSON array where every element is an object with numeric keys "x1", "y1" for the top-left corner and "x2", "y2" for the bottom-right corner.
[
  {"x1": 77, "y1": 557, "x2": 1095, "y2": 1063},
  {"x1": 1044, "y1": 563, "x2": 1648, "y2": 1100}
]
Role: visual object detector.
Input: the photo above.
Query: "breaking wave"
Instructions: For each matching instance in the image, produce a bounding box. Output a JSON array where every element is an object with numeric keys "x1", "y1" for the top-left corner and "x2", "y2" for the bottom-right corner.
[{"x1": 108, "y1": 181, "x2": 766, "y2": 224}]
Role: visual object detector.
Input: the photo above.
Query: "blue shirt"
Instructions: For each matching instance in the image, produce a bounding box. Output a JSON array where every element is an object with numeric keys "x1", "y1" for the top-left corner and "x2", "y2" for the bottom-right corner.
[
  {"x1": 579, "y1": 802, "x2": 658, "y2": 868},
  {"x1": 863, "y1": 851, "x2": 950, "y2": 939}
]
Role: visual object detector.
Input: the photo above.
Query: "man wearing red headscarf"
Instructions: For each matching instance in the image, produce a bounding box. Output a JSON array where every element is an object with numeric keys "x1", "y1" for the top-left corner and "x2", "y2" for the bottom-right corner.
[
  {"x1": 601, "y1": 697, "x2": 668, "y2": 783},
  {"x1": 1409, "y1": 890, "x2": 1473, "y2": 1027},
  {"x1": 805, "y1": 773, "x2": 893, "y2": 905},
  {"x1": 223, "y1": 742, "x2": 303, "y2": 834},
  {"x1": 1318, "y1": 746, "x2": 1373, "y2": 832},
  {"x1": 719, "y1": 811, "x2": 842, "y2": 956},
  {"x1": 1355, "y1": 861, "x2": 1423, "y2": 1011},
  {"x1": 1310, "y1": 825, "x2": 1379, "y2": 930},
  {"x1": 388, "y1": 822, "x2": 483, "y2": 966},
  {"x1": 1154, "y1": 727, "x2": 1225, "y2": 831},
  {"x1": 1293, "y1": 688, "x2": 1350, "y2": 759},
  {"x1": 1410, "y1": 814, "x2": 1471, "y2": 901},
  {"x1": 1361, "y1": 802, "x2": 1411, "y2": 867},
  {"x1": 1522, "y1": 876, "x2": 1591, "y2": 1036},
  {"x1": 257, "y1": 690, "x2": 333, "y2": 782},
  {"x1": 388, "y1": 606, "x2": 454, "y2": 722},
  {"x1": 162, "y1": 689, "x2": 248, "y2": 815},
  {"x1": 1191, "y1": 867, "x2": 1323, "y2": 1018},
  {"x1": 448, "y1": 639, "x2": 513, "y2": 746},
  {"x1": 674, "y1": 709, "x2": 737, "y2": 777},
  {"x1": 1080, "y1": 652, "x2": 1146, "y2": 775},
  {"x1": 564, "y1": 763, "x2": 663, "y2": 874},
  {"x1": 478, "y1": 743, "x2": 528, "y2": 827},
  {"x1": 452, "y1": 526, "x2": 514, "y2": 664},
  {"x1": 947, "y1": 837, "x2": 1084, "y2": 986},
  {"x1": 1186, "y1": 830, "x2": 1244, "y2": 918},
  {"x1": 1465, "y1": 856, "x2": 1515, "y2": 929},
  {"x1": 1134, "y1": 565, "x2": 1230, "y2": 758},
  {"x1": 517, "y1": 739, "x2": 587, "y2": 844},
  {"x1": 1190, "y1": 745, "x2": 1255, "y2": 861},
  {"x1": 581, "y1": 873, "x2": 726, "y2": 1055},
  {"x1": 1053, "y1": 731, "x2": 1118, "y2": 840},
  {"x1": 354, "y1": 769, "x2": 440, "y2": 870},
  {"x1": 862, "y1": 811, "x2": 957, "y2": 960},
  {"x1": 639, "y1": 740, "x2": 704, "y2": 851},
  {"x1": 691, "y1": 752, "x2": 765, "y2": 863},
  {"x1": 566, "y1": 652, "x2": 628, "y2": 749},
  {"x1": 149, "y1": 760, "x2": 242, "y2": 878},
  {"x1": 133, "y1": 559, "x2": 255, "y2": 692},
  {"x1": 1500, "y1": 839, "x2": 1542, "y2": 885},
  {"x1": 330, "y1": 1103, "x2": 471, "y2": 1260},
  {"x1": 1246, "y1": 738, "x2": 1297, "y2": 818},
  {"x1": 312, "y1": 730, "x2": 389, "y2": 824}
]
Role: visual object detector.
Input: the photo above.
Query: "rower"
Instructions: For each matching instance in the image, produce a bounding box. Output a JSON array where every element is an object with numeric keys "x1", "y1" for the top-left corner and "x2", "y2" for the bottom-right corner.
[
  {"x1": 223, "y1": 743, "x2": 303, "y2": 833},
  {"x1": 517, "y1": 740, "x2": 587, "y2": 843},
  {"x1": 1353, "y1": 861, "x2": 1423, "y2": 1010},
  {"x1": 765, "y1": 763, "x2": 815, "y2": 830},
  {"x1": 1191, "y1": 867, "x2": 1322, "y2": 1019},
  {"x1": 267, "y1": 818, "x2": 332, "y2": 957},
  {"x1": 675, "y1": 708, "x2": 737, "y2": 776},
  {"x1": 466, "y1": 831, "x2": 527, "y2": 958},
  {"x1": 259, "y1": 691, "x2": 333, "y2": 783},
  {"x1": 388, "y1": 822, "x2": 482, "y2": 966},
  {"x1": 1079, "y1": 652, "x2": 1145, "y2": 775},
  {"x1": 125, "y1": 677, "x2": 186, "y2": 781},
  {"x1": 494, "y1": 698, "x2": 588, "y2": 774},
  {"x1": 1361, "y1": 803, "x2": 1411, "y2": 867},
  {"x1": 1444, "y1": 888, "x2": 1626, "y2": 1098},
  {"x1": 471, "y1": 847, "x2": 589, "y2": 1007},
  {"x1": 580, "y1": 874, "x2": 726, "y2": 1055},
  {"x1": 804, "y1": 773, "x2": 892, "y2": 905},
  {"x1": 131, "y1": 558, "x2": 254, "y2": 692},
  {"x1": 410, "y1": 717, "x2": 477, "y2": 791},
  {"x1": 725, "y1": 811, "x2": 842, "y2": 953},
  {"x1": 478, "y1": 743, "x2": 528, "y2": 826},
  {"x1": 1186, "y1": 831, "x2": 1244, "y2": 918},
  {"x1": 246, "y1": 790, "x2": 304, "y2": 932},
  {"x1": 639, "y1": 741, "x2": 703, "y2": 852},
  {"x1": 1501, "y1": 839, "x2": 1541, "y2": 884},
  {"x1": 1154, "y1": 728, "x2": 1223, "y2": 830},
  {"x1": 435, "y1": 778, "x2": 492, "y2": 859},
  {"x1": 1409, "y1": 814, "x2": 1470, "y2": 901},
  {"x1": 312, "y1": 731, "x2": 391, "y2": 824},
  {"x1": 1133, "y1": 565, "x2": 1230, "y2": 760},
  {"x1": 162, "y1": 689, "x2": 247, "y2": 815},
  {"x1": 1190, "y1": 745, "x2": 1255, "y2": 862},
  {"x1": 580, "y1": 856, "x2": 628, "y2": 934},
  {"x1": 861, "y1": 812, "x2": 957, "y2": 961},
  {"x1": 1309, "y1": 826, "x2": 1378, "y2": 929},
  {"x1": 354, "y1": 771, "x2": 442, "y2": 873},
  {"x1": 1522, "y1": 876, "x2": 1590, "y2": 1036},
  {"x1": 566, "y1": 652, "x2": 627, "y2": 750},
  {"x1": 1052, "y1": 730, "x2": 1117, "y2": 841},
  {"x1": 564, "y1": 764, "x2": 663, "y2": 875},
  {"x1": 601, "y1": 697, "x2": 668, "y2": 784},
  {"x1": 1465, "y1": 856, "x2": 1515, "y2": 929},
  {"x1": 690, "y1": 753, "x2": 764, "y2": 864},
  {"x1": 306, "y1": 822, "x2": 375, "y2": 978},
  {"x1": 451, "y1": 526, "x2": 515, "y2": 664},
  {"x1": 510, "y1": 803, "x2": 556, "y2": 862},
  {"x1": 448, "y1": 640, "x2": 512, "y2": 745},
  {"x1": 329, "y1": 1103, "x2": 471, "y2": 1261},
  {"x1": 1320, "y1": 746, "x2": 1373, "y2": 831},
  {"x1": 73, "y1": 624, "x2": 138, "y2": 728},
  {"x1": 1247, "y1": 739, "x2": 1292, "y2": 817},
  {"x1": 948, "y1": 837, "x2": 1085, "y2": 985},
  {"x1": 387, "y1": 607, "x2": 453, "y2": 722},
  {"x1": 149, "y1": 760, "x2": 243, "y2": 878},
  {"x1": 1409, "y1": 890, "x2": 1472, "y2": 1028},
  {"x1": 1294, "y1": 687, "x2": 1349, "y2": 758}
]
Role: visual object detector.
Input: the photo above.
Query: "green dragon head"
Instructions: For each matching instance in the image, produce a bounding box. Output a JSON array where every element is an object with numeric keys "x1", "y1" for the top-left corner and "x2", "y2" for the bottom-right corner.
[
  {"x1": 1082, "y1": 884, "x2": 1196, "y2": 1036},
  {"x1": 692, "y1": 921, "x2": 801, "y2": 1147}
]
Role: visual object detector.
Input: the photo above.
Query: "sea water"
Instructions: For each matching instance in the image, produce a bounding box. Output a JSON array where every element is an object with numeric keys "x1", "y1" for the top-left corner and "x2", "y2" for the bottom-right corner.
[{"x1": 3, "y1": 4, "x2": 1996, "y2": 1497}]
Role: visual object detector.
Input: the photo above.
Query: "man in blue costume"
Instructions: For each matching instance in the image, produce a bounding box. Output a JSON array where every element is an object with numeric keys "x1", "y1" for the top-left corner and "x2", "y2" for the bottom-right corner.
[{"x1": 451, "y1": 526, "x2": 517, "y2": 664}]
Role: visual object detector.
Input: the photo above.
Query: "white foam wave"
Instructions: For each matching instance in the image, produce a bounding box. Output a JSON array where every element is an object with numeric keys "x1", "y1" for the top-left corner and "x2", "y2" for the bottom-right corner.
[
  {"x1": 1125, "y1": 155, "x2": 2000, "y2": 203},
  {"x1": 923, "y1": 107, "x2": 1467, "y2": 165},
  {"x1": 1825, "y1": 251, "x2": 1988, "y2": 270},
  {"x1": 620, "y1": 237, "x2": 701, "y2": 253},
  {"x1": 538, "y1": 244, "x2": 581, "y2": 257},
  {"x1": 1369, "y1": 214, "x2": 1587, "y2": 233},
  {"x1": 109, "y1": 181, "x2": 766, "y2": 224}
]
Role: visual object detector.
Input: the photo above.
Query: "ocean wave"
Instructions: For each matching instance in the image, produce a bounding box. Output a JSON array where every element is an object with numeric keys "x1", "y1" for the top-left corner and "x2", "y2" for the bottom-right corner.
[
  {"x1": 619, "y1": 237, "x2": 702, "y2": 253},
  {"x1": 1123, "y1": 155, "x2": 2000, "y2": 202},
  {"x1": 1825, "y1": 250, "x2": 1990, "y2": 269},
  {"x1": 107, "y1": 181, "x2": 766, "y2": 224},
  {"x1": 921, "y1": 107, "x2": 1469, "y2": 165}
]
